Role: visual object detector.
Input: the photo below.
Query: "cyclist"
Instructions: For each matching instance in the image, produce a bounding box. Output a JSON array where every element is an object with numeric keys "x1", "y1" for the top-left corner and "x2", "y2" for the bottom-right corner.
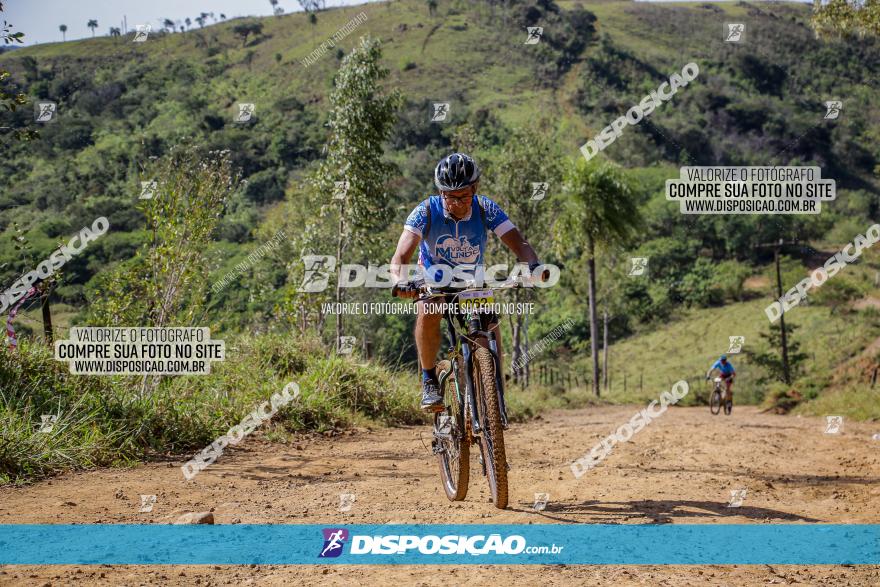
[
  {"x1": 706, "y1": 355, "x2": 736, "y2": 401},
  {"x1": 390, "y1": 153, "x2": 545, "y2": 412}
]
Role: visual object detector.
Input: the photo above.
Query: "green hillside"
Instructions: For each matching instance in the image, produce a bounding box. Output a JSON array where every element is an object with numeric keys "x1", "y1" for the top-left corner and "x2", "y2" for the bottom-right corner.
[{"x1": 1, "y1": 0, "x2": 879, "y2": 417}]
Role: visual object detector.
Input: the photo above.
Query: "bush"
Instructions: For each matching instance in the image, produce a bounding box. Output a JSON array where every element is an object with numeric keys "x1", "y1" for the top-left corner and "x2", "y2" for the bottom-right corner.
[
  {"x1": 711, "y1": 260, "x2": 753, "y2": 302},
  {"x1": 243, "y1": 168, "x2": 287, "y2": 205},
  {"x1": 0, "y1": 333, "x2": 423, "y2": 485}
]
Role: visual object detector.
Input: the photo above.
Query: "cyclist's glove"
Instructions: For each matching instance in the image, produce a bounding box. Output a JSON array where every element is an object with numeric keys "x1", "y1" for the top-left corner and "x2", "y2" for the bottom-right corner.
[{"x1": 528, "y1": 261, "x2": 550, "y2": 283}]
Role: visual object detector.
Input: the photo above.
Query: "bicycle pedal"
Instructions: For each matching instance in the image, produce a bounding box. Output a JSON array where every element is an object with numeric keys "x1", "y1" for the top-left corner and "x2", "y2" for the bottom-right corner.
[{"x1": 436, "y1": 414, "x2": 453, "y2": 435}]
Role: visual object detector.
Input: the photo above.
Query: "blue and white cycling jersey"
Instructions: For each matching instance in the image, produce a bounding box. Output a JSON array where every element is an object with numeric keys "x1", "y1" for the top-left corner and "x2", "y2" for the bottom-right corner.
[
  {"x1": 712, "y1": 360, "x2": 735, "y2": 376},
  {"x1": 403, "y1": 195, "x2": 515, "y2": 272}
]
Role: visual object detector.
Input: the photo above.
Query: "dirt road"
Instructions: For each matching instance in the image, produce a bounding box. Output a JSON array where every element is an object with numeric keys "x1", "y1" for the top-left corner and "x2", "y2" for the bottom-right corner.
[{"x1": 2, "y1": 406, "x2": 879, "y2": 586}]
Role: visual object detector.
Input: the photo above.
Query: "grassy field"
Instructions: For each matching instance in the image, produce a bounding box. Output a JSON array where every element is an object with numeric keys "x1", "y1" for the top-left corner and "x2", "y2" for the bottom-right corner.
[
  {"x1": 566, "y1": 246, "x2": 880, "y2": 418},
  {"x1": 592, "y1": 299, "x2": 880, "y2": 405}
]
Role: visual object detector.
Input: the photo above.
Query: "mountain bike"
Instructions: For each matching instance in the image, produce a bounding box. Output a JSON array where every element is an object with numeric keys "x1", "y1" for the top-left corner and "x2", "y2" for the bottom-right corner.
[
  {"x1": 393, "y1": 276, "x2": 533, "y2": 509},
  {"x1": 709, "y1": 377, "x2": 733, "y2": 415}
]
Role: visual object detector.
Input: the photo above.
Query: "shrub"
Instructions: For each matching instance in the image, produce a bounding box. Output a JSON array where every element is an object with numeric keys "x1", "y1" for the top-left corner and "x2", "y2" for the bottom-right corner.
[{"x1": 0, "y1": 333, "x2": 422, "y2": 484}]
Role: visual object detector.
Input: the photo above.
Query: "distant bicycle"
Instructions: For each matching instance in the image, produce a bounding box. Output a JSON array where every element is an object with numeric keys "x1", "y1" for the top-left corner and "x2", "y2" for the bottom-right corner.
[
  {"x1": 706, "y1": 355, "x2": 735, "y2": 416},
  {"x1": 708, "y1": 377, "x2": 732, "y2": 415}
]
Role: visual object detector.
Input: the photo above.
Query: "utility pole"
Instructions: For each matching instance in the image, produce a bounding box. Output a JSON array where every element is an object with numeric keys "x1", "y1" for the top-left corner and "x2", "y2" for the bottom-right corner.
[
  {"x1": 773, "y1": 242, "x2": 791, "y2": 384},
  {"x1": 756, "y1": 238, "x2": 799, "y2": 385}
]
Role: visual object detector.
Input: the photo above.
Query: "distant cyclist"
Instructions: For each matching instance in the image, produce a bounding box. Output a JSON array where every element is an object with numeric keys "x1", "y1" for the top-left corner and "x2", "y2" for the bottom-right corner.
[{"x1": 706, "y1": 355, "x2": 735, "y2": 400}]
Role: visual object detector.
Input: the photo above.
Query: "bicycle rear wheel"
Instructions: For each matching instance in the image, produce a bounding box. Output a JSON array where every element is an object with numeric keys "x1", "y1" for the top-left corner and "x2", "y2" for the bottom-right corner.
[
  {"x1": 435, "y1": 360, "x2": 469, "y2": 501},
  {"x1": 473, "y1": 347, "x2": 508, "y2": 509},
  {"x1": 710, "y1": 390, "x2": 722, "y2": 415}
]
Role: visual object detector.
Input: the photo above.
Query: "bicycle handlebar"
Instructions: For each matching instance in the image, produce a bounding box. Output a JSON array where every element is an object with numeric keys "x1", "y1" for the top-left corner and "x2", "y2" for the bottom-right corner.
[{"x1": 391, "y1": 275, "x2": 541, "y2": 299}]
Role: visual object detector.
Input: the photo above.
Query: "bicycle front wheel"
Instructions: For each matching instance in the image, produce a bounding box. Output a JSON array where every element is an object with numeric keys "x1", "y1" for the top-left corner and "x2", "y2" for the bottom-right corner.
[
  {"x1": 710, "y1": 390, "x2": 722, "y2": 415},
  {"x1": 473, "y1": 347, "x2": 508, "y2": 509},
  {"x1": 435, "y1": 360, "x2": 469, "y2": 501}
]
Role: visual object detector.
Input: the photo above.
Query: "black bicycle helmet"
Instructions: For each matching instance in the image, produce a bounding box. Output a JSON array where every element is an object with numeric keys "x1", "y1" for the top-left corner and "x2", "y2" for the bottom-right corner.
[{"x1": 434, "y1": 153, "x2": 481, "y2": 191}]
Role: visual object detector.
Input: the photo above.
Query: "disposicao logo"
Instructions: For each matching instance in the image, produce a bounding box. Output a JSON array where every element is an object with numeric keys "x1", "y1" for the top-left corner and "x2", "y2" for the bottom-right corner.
[
  {"x1": 316, "y1": 529, "x2": 565, "y2": 558},
  {"x1": 319, "y1": 528, "x2": 349, "y2": 558}
]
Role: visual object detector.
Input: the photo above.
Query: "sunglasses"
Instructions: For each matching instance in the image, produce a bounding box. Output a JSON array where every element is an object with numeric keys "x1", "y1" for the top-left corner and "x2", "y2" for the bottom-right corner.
[{"x1": 441, "y1": 193, "x2": 472, "y2": 203}]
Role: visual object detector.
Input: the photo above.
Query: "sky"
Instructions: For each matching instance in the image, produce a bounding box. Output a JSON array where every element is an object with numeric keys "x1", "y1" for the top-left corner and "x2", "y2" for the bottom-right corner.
[{"x1": 4, "y1": 0, "x2": 381, "y2": 46}]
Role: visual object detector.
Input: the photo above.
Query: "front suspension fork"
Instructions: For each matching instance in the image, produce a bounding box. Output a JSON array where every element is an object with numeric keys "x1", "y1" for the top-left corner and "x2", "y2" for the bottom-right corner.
[{"x1": 463, "y1": 331, "x2": 510, "y2": 435}]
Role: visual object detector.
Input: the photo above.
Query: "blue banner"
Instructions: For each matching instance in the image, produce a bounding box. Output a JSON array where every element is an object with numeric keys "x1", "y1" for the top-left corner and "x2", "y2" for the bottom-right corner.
[{"x1": 0, "y1": 524, "x2": 877, "y2": 565}]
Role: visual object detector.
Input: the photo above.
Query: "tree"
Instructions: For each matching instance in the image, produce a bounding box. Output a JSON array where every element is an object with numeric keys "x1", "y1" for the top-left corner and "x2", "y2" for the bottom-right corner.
[
  {"x1": 555, "y1": 159, "x2": 642, "y2": 397},
  {"x1": 309, "y1": 12, "x2": 317, "y2": 41},
  {"x1": 109, "y1": 27, "x2": 121, "y2": 37},
  {"x1": 1, "y1": 1, "x2": 36, "y2": 141},
  {"x1": 243, "y1": 49, "x2": 256, "y2": 70},
  {"x1": 85, "y1": 146, "x2": 238, "y2": 397},
  {"x1": 270, "y1": 0, "x2": 279, "y2": 13},
  {"x1": 484, "y1": 121, "x2": 563, "y2": 387},
  {"x1": 184, "y1": 17, "x2": 191, "y2": 30},
  {"x1": 298, "y1": 0, "x2": 321, "y2": 11},
  {"x1": 812, "y1": 0, "x2": 880, "y2": 38},
  {"x1": 428, "y1": 0, "x2": 438, "y2": 17},
  {"x1": 59, "y1": 24, "x2": 67, "y2": 41},
  {"x1": 233, "y1": 21, "x2": 263, "y2": 46},
  {"x1": 87, "y1": 19, "x2": 98, "y2": 37},
  {"x1": 753, "y1": 321, "x2": 808, "y2": 385},
  {"x1": 87, "y1": 145, "x2": 239, "y2": 328},
  {"x1": 220, "y1": 13, "x2": 227, "y2": 21},
  {"x1": 195, "y1": 16, "x2": 205, "y2": 28},
  {"x1": 311, "y1": 37, "x2": 401, "y2": 349},
  {"x1": 162, "y1": 18, "x2": 175, "y2": 33},
  {"x1": 19, "y1": 55, "x2": 37, "y2": 82}
]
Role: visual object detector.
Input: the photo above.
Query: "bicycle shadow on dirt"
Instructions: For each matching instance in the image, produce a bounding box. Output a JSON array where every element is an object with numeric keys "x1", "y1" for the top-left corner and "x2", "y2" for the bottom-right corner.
[{"x1": 515, "y1": 499, "x2": 822, "y2": 524}]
